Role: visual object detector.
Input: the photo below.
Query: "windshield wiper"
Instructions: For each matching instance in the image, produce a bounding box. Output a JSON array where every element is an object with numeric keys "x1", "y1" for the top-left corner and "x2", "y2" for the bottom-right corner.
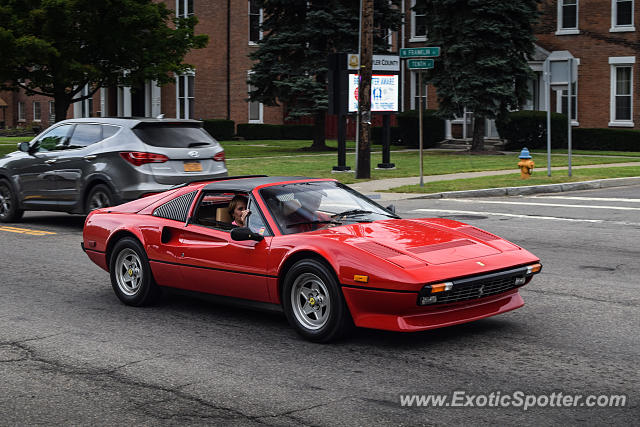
[
  {"x1": 331, "y1": 209, "x2": 396, "y2": 219},
  {"x1": 286, "y1": 220, "x2": 341, "y2": 229}
]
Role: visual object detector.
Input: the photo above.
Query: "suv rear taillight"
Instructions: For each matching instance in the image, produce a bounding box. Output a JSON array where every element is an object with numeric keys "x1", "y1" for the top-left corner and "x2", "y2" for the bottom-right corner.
[
  {"x1": 213, "y1": 151, "x2": 226, "y2": 162},
  {"x1": 120, "y1": 152, "x2": 169, "y2": 166}
]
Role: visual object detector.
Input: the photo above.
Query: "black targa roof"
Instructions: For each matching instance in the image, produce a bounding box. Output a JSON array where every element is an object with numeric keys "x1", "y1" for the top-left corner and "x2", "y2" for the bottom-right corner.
[{"x1": 202, "y1": 176, "x2": 324, "y2": 192}]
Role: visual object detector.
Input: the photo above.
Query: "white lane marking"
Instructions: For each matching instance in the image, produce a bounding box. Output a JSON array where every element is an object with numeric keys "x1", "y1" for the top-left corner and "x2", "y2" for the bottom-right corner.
[
  {"x1": 412, "y1": 208, "x2": 603, "y2": 223},
  {"x1": 440, "y1": 199, "x2": 640, "y2": 211},
  {"x1": 531, "y1": 195, "x2": 640, "y2": 203}
]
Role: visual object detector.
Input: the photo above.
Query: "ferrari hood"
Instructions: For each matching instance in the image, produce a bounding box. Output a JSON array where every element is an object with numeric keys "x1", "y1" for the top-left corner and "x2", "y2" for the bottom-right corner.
[{"x1": 322, "y1": 219, "x2": 520, "y2": 265}]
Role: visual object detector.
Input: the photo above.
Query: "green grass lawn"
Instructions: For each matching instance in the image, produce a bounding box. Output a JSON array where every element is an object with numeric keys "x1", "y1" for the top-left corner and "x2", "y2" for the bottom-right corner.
[
  {"x1": 386, "y1": 166, "x2": 640, "y2": 193},
  {"x1": 226, "y1": 150, "x2": 640, "y2": 184},
  {"x1": 529, "y1": 148, "x2": 640, "y2": 157}
]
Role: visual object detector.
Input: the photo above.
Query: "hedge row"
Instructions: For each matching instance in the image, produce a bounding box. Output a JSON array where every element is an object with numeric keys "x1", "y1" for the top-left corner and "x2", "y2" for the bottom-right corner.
[
  {"x1": 391, "y1": 109, "x2": 446, "y2": 148},
  {"x1": 496, "y1": 110, "x2": 640, "y2": 151},
  {"x1": 202, "y1": 119, "x2": 235, "y2": 140},
  {"x1": 236, "y1": 123, "x2": 315, "y2": 140}
]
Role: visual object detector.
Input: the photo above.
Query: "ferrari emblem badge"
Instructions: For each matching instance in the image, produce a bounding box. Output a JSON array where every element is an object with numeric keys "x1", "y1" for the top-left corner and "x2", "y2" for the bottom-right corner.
[
  {"x1": 128, "y1": 269, "x2": 133, "y2": 276},
  {"x1": 309, "y1": 297, "x2": 316, "y2": 306}
]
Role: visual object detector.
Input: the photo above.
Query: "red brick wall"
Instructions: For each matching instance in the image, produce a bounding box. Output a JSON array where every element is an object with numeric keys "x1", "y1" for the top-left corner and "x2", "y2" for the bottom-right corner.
[{"x1": 536, "y1": 0, "x2": 640, "y2": 128}]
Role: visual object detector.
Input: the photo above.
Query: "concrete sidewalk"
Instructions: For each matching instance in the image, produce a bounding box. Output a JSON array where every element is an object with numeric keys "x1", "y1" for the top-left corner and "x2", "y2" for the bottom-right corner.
[{"x1": 348, "y1": 162, "x2": 640, "y2": 201}]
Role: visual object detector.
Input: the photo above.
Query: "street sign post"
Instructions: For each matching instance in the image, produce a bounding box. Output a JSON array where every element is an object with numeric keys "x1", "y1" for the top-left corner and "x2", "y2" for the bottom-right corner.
[
  {"x1": 407, "y1": 59, "x2": 434, "y2": 70},
  {"x1": 399, "y1": 47, "x2": 440, "y2": 58}
]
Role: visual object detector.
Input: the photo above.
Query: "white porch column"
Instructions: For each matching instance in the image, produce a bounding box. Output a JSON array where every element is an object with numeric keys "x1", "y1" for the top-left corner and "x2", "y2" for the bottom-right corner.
[
  {"x1": 122, "y1": 86, "x2": 132, "y2": 117},
  {"x1": 445, "y1": 119, "x2": 453, "y2": 140},
  {"x1": 151, "y1": 80, "x2": 162, "y2": 118},
  {"x1": 100, "y1": 88, "x2": 107, "y2": 117}
]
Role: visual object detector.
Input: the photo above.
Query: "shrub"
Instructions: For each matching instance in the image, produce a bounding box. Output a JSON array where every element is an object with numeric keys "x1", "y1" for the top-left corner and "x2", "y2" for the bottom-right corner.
[
  {"x1": 495, "y1": 110, "x2": 569, "y2": 150},
  {"x1": 202, "y1": 119, "x2": 235, "y2": 140},
  {"x1": 371, "y1": 126, "x2": 401, "y2": 145},
  {"x1": 572, "y1": 128, "x2": 640, "y2": 151},
  {"x1": 281, "y1": 124, "x2": 314, "y2": 139},
  {"x1": 395, "y1": 109, "x2": 445, "y2": 148},
  {"x1": 236, "y1": 124, "x2": 283, "y2": 140}
]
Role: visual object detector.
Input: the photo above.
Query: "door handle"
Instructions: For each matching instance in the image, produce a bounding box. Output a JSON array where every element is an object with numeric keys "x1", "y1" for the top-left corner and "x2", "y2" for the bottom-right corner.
[
  {"x1": 83, "y1": 155, "x2": 97, "y2": 160},
  {"x1": 44, "y1": 159, "x2": 57, "y2": 164}
]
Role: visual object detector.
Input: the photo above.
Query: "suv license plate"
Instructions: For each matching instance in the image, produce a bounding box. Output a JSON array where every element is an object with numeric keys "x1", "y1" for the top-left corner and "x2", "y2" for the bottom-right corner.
[{"x1": 184, "y1": 161, "x2": 202, "y2": 172}]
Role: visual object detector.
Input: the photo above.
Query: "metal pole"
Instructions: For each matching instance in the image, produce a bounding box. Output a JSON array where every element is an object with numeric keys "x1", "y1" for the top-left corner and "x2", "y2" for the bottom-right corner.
[
  {"x1": 355, "y1": 0, "x2": 363, "y2": 171},
  {"x1": 546, "y1": 61, "x2": 552, "y2": 177},
  {"x1": 419, "y1": 71, "x2": 424, "y2": 187},
  {"x1": 567, "y1": 58, "x2": 573, "y2": 177}
]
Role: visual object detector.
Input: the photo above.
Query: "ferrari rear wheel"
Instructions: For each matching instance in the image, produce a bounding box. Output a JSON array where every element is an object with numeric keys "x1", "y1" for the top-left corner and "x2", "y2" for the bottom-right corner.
[
  {"x1": 283, "y1": 259, "x2": 351, "y2": 343},
  {"x1": 0, "y1": 180, "x2": 24, "y2": 223},
  {"x1": 109, "y1": 237, "x2": 159, "y2": 306}
]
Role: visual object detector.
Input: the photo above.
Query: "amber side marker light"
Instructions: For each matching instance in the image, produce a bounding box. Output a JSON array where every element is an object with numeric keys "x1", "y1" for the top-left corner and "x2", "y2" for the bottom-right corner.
[
  {"x1": 354, "y1": 275, "x2": 369, "y2": 283},
  {"x1": 429, "y1": 282, "x2": 453, "y2": 293},
  {"x1": 527, "y1": 263, "x2": 542, "y2": 274}
]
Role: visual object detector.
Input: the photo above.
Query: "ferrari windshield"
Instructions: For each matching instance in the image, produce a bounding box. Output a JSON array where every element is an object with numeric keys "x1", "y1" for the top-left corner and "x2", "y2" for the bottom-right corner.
[{"x1": 260, "y1": 181, "x2": 398, "y2": 234}]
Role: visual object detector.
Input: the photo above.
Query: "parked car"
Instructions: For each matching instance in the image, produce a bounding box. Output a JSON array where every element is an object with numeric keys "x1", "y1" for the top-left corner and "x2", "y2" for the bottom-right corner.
[
  {"x1": 0, "y1": 118, "x2": 227, "y2": 222},
  {"x1": 82, "y1": 176, "x2": 542, "y2": 342}
]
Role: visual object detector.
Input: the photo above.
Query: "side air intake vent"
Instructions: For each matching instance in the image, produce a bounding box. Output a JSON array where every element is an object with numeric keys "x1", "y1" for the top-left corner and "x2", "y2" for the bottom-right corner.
[{"x1": 153, "y1": 191, "x2": 197, "y2": 222}]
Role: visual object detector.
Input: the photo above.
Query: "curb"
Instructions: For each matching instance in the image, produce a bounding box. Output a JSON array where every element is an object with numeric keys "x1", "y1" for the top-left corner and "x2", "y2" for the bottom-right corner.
[{"x1": 408, "y1": 176, "x2": 640, "y2": 199}]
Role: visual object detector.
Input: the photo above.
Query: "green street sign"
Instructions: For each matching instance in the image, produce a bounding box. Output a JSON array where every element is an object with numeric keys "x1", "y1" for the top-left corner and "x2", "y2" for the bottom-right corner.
[
  {"x1": 399, "y1": 47, "x2": 440, "y2": 58},
  {"x1": 407, "y1": 59, "x2": 434, "y2": 70}
]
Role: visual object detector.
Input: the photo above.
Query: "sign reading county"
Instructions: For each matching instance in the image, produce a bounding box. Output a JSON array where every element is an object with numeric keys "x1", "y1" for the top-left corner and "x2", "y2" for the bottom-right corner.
[
  {"x1": 348, "y1": 74, "x2": 399, "y2": 112},
  {"x1": 347, "y1": 54, "x2": 400, "y2": 71}
]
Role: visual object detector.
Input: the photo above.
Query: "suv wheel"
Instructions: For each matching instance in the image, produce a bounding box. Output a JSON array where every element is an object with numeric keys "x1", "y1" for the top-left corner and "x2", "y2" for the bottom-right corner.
[
  {"x1": 86, "y1": 184, "x2": 113, "y2": 213},
  {"x1": 0, "y1": 180, "x2": 24, "y2": 223}
]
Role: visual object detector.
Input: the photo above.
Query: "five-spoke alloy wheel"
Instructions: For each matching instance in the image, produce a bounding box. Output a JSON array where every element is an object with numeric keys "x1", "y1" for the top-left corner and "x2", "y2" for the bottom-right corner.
[
  {"x1": 283, "y1": 259, "x2": 351, "y2": 342},
  {"x1": 109, "y1": 237, "x2": 159, "y2": 306}
]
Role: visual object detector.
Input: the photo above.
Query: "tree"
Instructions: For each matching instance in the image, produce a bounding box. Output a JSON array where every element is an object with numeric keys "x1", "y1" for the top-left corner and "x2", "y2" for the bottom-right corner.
[
  {"x1": 416, "y1": 0, "x2": 539, "y2": 151},
  {"x1": 0, "y1": 0, "x2": 208, "y2": 122},
  {"x1": 248, "y1": 0, "x2": 401, "y2": 150}
]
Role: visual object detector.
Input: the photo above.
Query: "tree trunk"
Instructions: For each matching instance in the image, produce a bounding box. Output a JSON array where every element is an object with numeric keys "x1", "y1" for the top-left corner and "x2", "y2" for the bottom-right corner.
[
  {"x1": 307, "y1": 110, "x2": 329, "y2": 150},
  {"x1": 470, "y1": 115, "x2": 485, "y2": 152},
  {"x1": 54, "y1": 92, "x2": 71, "y2": 123}
]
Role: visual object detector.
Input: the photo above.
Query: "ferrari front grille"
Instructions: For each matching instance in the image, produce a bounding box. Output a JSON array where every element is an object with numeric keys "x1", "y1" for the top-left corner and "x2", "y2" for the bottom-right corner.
[{"x1": 417, "y1": 266, "x2": 534, "y2": 306}]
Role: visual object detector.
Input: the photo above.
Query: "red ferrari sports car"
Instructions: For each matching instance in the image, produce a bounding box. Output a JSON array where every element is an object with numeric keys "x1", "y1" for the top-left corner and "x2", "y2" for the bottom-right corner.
[{"x1": 82, "y1": 176, "x2": 541, "y2": 342}]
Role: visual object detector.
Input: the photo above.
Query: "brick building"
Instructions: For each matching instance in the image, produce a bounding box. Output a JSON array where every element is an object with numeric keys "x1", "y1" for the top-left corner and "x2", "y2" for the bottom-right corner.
[
  {"x1": 3, "y1": 1, "x2": 638, "y2": 137},
  {"x1": 402, "y1": 0, "x2": 640, "y2": 136},
  {"x1": 1, "y1": 0, "x2": 284, "y2": 130}
]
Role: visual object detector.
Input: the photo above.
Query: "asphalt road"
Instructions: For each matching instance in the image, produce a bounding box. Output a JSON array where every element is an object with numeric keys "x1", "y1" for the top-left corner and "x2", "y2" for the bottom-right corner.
[{"x1": 1, "y1": 185, "x2": 638, "y2": 426}]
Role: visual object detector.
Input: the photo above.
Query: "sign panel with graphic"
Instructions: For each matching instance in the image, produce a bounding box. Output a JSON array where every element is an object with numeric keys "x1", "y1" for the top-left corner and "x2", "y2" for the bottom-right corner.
[{"x1": 348, "y1": 74, "x2": 399, "y2": 112}]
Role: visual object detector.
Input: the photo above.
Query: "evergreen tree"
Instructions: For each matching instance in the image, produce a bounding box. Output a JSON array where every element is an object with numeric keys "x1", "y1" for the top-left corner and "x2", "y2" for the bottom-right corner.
[
  {"x1": 0, "y1": 0, "x2": 208, "y2": 122},
  {"x1": 416, "y1": 0, "x2": 539, "y2": 151},
  {"x1": 249, "y1": 0, "x2": 401, "y2": 150}
]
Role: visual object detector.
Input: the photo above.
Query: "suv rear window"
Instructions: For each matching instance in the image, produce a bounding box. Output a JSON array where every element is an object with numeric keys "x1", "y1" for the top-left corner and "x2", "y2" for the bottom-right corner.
[{"x1": 132, "y1": 124, "x2": 218, "y2": 148}]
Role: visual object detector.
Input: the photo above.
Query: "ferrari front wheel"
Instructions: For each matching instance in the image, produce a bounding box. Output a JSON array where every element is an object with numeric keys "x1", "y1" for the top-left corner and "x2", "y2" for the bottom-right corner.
[
  {"x1": 109, "y1": 237, "x2": 159, "y2": 306},
  {"x1": 283, "y1": 259, "x2": 351, "y2": 343}
]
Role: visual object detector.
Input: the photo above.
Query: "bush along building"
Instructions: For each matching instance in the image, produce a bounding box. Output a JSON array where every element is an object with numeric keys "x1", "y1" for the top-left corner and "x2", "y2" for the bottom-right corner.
[{"x1": 403, "y1": 0, "x2": 640, "y2": 150}]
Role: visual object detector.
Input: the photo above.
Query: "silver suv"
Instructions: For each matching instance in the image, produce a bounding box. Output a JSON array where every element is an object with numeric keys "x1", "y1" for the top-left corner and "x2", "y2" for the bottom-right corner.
[{"x1": 0, "y1": 118, "x2": 227, "y2": 222}]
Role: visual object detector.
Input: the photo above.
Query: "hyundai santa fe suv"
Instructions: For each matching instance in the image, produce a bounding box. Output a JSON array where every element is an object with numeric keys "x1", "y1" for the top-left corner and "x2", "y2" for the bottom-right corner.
[{"x1": 0, "y1": 118, "x2": 227, "y2": 222}]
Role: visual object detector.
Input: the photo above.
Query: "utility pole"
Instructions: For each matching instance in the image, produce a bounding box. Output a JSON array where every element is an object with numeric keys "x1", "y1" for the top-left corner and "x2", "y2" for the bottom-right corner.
[{"x1": 356, "y1": 0, "x2": 373, "y2": 179}]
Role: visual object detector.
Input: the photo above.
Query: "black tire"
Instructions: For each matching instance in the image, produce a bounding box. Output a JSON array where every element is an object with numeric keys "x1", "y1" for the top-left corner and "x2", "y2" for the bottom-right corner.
[
  {"x1": 109, "y1": 237, "x2": 159, "y2": 306},
  {"x1": 282, "y1": 259, "x2": 352, "y2": 343},
  {"x1": 85, "y1": 184, "x2": 114, "y2": 213},
  {"x1": 0, "y1": 180, "x2": 24, "y2": 223}
]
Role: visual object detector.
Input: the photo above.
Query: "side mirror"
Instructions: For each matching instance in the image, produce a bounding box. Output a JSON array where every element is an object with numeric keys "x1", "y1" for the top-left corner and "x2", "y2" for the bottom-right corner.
[
  {"x1": 18, "y1": 141, "x2": 31, "y2": 153},
  {"x1": 230, "y1": 227, "x2": 264, "y2": 242},
  {"x1": 386, "y1": 204, "x2": 396, "y2": 214}
]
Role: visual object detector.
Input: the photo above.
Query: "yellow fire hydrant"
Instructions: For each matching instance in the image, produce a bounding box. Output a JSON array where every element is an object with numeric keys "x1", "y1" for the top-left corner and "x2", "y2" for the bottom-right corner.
[{"x1": 518, "y1": 148, "x2": 534, "y2": 179}]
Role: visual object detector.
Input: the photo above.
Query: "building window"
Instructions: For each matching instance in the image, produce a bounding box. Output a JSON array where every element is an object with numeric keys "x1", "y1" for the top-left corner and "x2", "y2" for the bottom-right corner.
[
  {"x1": 611, "y1": 0, "x2": 635, "y2": 31},
  {"x1": 410, "y1": 0, "x2": 427, "y2": 41},
  {"x1": 609, "y1": 57, "x2": 635, "y2": 126},
  {"x1": 559, "y1": 82, "x2": 578, "y2": 122},
  {"x1": 557, "y1": 0, "x2": 579, "y2": 35},
  {"x1": 17, "y1": 101, "x2": 25, "y2": 121},
  {"x1": 410, "y1": 71, "x2": 427, "y2": 110},
  {"x1": 247, "y1": 72, "x2": 263, "y2": 123},
  {"x1": 49, "y1": 101, "x2": 55, "y2": 122},
  {"x1": 176, "y1": 72, "x2": 195, "y2": 119},
  {"x1": 176, "y1": 0, "x2": 193, "y2": 18},
  {"x1": 33, "y1": 102, "x2": 41, "y2": 121},
  {"x1": 248, "y1": 1, "x2": 263, "y2": 44}
]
